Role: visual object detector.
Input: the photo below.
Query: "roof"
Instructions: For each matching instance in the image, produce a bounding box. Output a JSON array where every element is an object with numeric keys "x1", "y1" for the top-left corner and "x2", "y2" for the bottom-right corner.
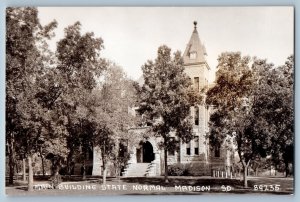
[{"x1": 183, "y1": 21, "x2": 207, "y2": 65}]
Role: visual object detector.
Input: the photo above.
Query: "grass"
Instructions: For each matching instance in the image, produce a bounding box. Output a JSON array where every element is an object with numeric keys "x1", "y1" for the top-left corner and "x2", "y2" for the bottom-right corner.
[{"x1": 5, "y1": 176, "x2": 294, "y2": 196}]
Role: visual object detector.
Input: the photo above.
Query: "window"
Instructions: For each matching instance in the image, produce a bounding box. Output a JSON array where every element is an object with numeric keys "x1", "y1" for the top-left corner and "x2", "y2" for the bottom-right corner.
[
  {"x1": 194, "y1": 106, "x2": 199, "y2": 125},
  {"x1": 119, "y1": 140, "x2": 128, "y2": 157},
  {"x1": 186, "y1": 142, "x2": 191, "y2": 155},
  {"x1": 186, "y1": 148, "x2": 191, "y2": 155},
  {"x1": 190, "y1": 52, "x2": 197, "y2": 59},
  {"x1": 194, "y1": 136, "x2": 199, "y2": 155},
  {"x1": 215, "y1": 142, "x2": 220, "y2": 157},
  {"x1": 188, "y1": 77, "x2": 192, "y2": 86},
  {"x1": 194, "y1": 77, "x2": 199, "y2": 91}
]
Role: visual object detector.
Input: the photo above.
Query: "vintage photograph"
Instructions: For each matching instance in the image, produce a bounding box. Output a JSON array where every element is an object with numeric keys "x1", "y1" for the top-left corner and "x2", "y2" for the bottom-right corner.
[{"x1": 5, "y1": 7, "x2": 294, "y2": 195}]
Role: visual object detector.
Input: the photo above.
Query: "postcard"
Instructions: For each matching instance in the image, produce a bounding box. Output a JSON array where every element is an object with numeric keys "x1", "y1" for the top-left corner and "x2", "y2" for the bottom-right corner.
[{"x1": 5, "y1": 7, "x2": 294, "y2": 195}]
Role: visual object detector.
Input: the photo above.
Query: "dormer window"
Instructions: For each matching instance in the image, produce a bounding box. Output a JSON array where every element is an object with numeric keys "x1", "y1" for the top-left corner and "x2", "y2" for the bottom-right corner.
[{"x1": 190, "y1": 51, "x2": 197, "y2": 59}]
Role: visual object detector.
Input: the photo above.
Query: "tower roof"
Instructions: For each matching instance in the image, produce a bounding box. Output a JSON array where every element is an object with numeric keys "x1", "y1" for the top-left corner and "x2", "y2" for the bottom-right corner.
[{"x1": 183, "y1": 21, "x2": 207, "y2": 65}]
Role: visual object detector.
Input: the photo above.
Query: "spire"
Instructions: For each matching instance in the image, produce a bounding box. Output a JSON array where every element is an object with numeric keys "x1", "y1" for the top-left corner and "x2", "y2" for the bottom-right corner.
[
  {"x1": 183, "y1": 21, "x2": 207, "y2": 65},
  {"x1": 193, "y1": 21, "x2": 197, "y2": 32}
]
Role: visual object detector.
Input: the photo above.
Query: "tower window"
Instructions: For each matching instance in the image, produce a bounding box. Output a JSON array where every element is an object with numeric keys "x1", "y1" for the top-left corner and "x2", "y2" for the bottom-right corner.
[
  {"x1": 194, "y1": 136, "x2": 199, "y2": 155},
  {"x1": 190, "y1": 52, "x2": 197, "y2": 59},
  {"x1": 194, "y1": 106, "x2": 199, "y2": 125},
  {"x1": 194, "y1": 77, "x2": 199, "y2": 91}
]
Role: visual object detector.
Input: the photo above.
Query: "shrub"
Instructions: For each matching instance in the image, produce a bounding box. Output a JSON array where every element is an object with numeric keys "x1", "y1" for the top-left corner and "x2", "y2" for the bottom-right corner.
[
  {"x1": 168, "y1": 163, "x2": 190, "y2": 176},
  {"x1": 187, "y1": 163, "x2": 210, "y2": 176}
]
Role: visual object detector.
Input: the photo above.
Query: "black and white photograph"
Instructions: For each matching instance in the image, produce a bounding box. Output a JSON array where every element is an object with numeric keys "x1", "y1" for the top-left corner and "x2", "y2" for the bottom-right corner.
[{"x1": 5, "y1": 7, "x2": 294, "y2": 195}]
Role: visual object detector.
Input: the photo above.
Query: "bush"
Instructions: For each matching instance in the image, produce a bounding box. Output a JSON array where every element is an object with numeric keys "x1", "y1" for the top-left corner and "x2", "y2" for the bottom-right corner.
[
  {"x1": 168, "y1": 164, "x2": 190, "y2": 176},
  {"x1": 187, "y1": 163, "x2": 210, "y2": 176},
  {"x1": 49, "y1": 174, "x2": 62, "y2": 189},
  {"x1": 168, "y1": 163, "x2": 211, "y2": 176}
]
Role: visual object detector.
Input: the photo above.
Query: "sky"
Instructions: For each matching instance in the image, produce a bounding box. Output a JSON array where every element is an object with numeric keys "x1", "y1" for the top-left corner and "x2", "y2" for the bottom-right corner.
[{"x1": 37, "y1": 7, "x2": 294, "y2": 81}]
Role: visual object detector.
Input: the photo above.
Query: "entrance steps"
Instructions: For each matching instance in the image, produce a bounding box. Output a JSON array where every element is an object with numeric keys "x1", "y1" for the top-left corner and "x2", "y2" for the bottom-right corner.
[{"x1": 123, "y1": 163, "x2": 151, "y2": 177}]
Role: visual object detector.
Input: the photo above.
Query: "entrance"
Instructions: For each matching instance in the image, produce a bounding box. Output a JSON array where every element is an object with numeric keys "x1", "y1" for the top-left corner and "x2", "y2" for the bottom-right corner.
[{"x1": 142, "y1": 141, "x2": 154, "y2": 163}]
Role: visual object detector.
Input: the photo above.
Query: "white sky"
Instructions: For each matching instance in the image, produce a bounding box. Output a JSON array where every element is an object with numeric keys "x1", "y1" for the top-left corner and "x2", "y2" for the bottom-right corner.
[{"x1": 37, "y1": 7, "x2": 294, "y2": 81}]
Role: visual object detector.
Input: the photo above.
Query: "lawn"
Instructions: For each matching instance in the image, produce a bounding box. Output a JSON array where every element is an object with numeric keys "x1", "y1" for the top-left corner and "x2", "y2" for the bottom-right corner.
[{"x1": 5, "y1": 176, "x2": 294, "y2": 196}]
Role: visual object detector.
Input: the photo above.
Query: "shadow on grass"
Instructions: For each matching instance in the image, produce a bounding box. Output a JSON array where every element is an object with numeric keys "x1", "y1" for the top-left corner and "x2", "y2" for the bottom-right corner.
[
  {"x1": 6, "y1": 180, "x2": 28, "y2": 187},
  {"x1": 15, "y1": 186, "x2": 28, "y2": 191},
  {"x1": 121, "y1": 177, "x2": 244, "y2": 188}
]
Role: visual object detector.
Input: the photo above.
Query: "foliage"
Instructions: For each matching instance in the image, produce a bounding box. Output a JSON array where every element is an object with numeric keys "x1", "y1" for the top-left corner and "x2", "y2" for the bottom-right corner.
[
  {"x1": 251, "y1": 56, "x2": 294, "y2": 176},
  {"x1": 53, "y1": 21, "x2": 107, "y2": 176},
  {"x1": 92, "y1": 64, "x2": 137, "y2": 183},
  {"x1": 206, "y1": 52, "x2": 294, "y2": 187},
  {"x1": 137, "y1": 45, "x2": 202, "y2": 182},
  {"x1": 6, "y1": 7, "x2": 58, "y2": 187},
  {"x1": 168, "y1": 163, "x2": 190, "y2": 176}
]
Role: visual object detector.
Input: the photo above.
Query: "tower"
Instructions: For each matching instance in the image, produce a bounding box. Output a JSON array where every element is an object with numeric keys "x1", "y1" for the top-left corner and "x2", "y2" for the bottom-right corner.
[
  {"x1": 181, "y1": 21, "x2": 210, "y2": 168},
  {"x1": 183, "y1": 21, "x2": 209, "y2": 88}
]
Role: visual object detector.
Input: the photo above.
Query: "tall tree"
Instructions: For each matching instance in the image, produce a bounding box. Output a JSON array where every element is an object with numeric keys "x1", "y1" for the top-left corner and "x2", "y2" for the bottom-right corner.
[
  {"x1": 93, "y1": 64, "x2": 137, "y2": 184},
  {"x1": 54, "y1": 21, "x2": 107, "y2": 177},
  {"x1": 251, "y1": 56, "x2": 294, "y2": 177},
  {"x1": 206, "y1": 52, "x2": 258, "y2": 188},
  {"x1": 206, "y1": 52, "x2": 294, "y2": 187},
  {"x1": 137, "y1": 45, "x2": 201, "y2": 183},
  {"x1": 6, "y1": 7, "x2": 57, "y2": 189}
]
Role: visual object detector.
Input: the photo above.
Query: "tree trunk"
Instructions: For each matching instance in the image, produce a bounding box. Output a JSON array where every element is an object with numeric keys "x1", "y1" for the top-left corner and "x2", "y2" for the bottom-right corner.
[
  {"x1": 28, "y1": 155, "x2": 33, "y2": 191},
  {"x1": 23, "y1": 158, "x2": 26, "y2": 181},
  {"x1": 8, "y1": 133, "x2": 15, "y2": 185},
  {"x1": 41, "y1": 155, "x2": 45, "y2": 176},
  {"x1": 102, "y1": 162, "x2": 107, "y2": 185},
  {"x1": 82, "y1": 159, "x2": 86, "y2": 180},
  {"x1": 15, "y1": 161, "x2": 19, "y2": 174},
  {"x1": 164, "y1": 148, "x2": 169, "y2": 183},
  {"x1": 285, "y1": 161, "x2": 289, "y2": 177},
  {"x1": 115, "y1": 165, "x2": 120, "y2": 179},
  {"x1": 51, "y1": 159, "x2": 55, "y2": 176},
  {"x1": 66, "y1": 150, "x2": 74, "y2": 176},
  {"x1": 243, "y1": 165, "x2": 248, "y2": 188}
]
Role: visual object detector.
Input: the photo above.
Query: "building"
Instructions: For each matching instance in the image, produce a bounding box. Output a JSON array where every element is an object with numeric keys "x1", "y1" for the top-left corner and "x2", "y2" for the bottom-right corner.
[{"x1": 91, "y1": 22, "x2": 236, "y2": 177}]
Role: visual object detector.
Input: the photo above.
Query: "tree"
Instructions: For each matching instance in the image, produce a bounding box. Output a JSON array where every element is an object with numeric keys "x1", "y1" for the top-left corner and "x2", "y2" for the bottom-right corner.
[
  {"x1": 251, "y1": 56, "x2": 294, "y2": 177},
  {"x1": 137, "y1": 45, "x2": 201, "y2": 183},
  {"x1": 6, "y1": 7, "x2": 57, "y2": 189},
  {"x1": 92, "y1": 64, "x2": 137, "y2": 184},
  {"x1": 206, "y1": 52, "x2": 294, "y2": 187},
  {"x1": 206, "y1": 52, "x2": 260, "y2": 188},
  {"x1": 54, "y1": 21, "x2": 107, "y2": 177}
]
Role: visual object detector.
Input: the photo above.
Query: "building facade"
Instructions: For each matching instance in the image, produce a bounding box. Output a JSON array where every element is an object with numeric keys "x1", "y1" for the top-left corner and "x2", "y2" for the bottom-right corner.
[{"x1": 91, "y1": 22, "x2": 236, "y2": 177}]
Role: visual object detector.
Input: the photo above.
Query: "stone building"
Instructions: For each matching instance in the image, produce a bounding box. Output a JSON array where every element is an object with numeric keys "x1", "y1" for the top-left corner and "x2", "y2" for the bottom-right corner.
[{"x1": 91, "y1": 22, "x2": 236, "y2": 177}]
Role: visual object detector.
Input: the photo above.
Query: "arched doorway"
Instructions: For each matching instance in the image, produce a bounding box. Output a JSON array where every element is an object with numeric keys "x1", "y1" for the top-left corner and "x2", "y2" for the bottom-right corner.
[{"x1": 142, "y1": 141, "x2": 154, "y2": 163}]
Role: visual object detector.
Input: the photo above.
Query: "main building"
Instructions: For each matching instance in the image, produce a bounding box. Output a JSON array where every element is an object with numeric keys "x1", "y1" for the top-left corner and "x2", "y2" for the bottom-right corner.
[{"x1": 91, "y1": 21, "x2": 236, "y2": 177}]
